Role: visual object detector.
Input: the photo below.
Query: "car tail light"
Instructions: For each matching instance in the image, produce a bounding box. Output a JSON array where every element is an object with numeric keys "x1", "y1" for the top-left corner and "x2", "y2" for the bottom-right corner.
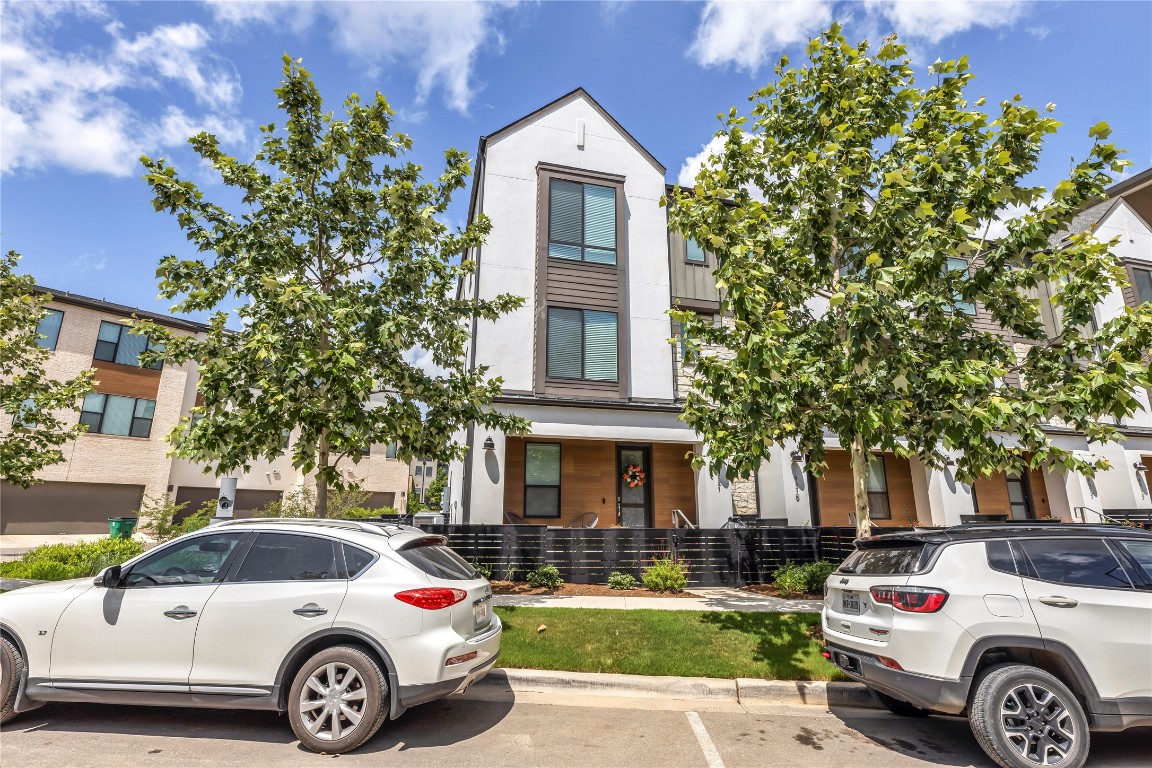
[
  {"x1": 877, "y1": 655, "x2": 903, "y2": 671},
  {"x1": 870, "y1": 586, "x2": 948, "y2": 613},
  {"x1": 395, "y1": 588, "x2": 468, "y2": 610},
  {"x1": 446, "y1": 651, "x2": 478, "y2": 666}
]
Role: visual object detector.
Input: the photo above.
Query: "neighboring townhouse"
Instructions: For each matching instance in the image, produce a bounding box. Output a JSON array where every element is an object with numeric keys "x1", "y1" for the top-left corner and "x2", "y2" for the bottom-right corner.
[
  {"x1": 448, "y1": 88, "x2": 1152, "y2": 529},
  {"x1": 1, "y1": 289, "x2": 410, "y2": 534}
]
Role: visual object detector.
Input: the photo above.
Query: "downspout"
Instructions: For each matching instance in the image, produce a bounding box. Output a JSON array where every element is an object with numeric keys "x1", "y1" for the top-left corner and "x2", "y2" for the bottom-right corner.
[{"x1": 461, "y1": 137, "x2": 488, "y2": 524}]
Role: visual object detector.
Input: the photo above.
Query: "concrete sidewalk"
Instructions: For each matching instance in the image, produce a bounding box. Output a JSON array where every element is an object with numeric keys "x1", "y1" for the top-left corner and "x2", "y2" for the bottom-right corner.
[{"x1": 495, "y1": 587, "x2": 824, "y2": 613}]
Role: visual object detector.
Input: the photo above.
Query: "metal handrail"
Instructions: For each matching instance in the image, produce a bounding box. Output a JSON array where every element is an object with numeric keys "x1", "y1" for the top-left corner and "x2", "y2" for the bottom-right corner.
[{"x1": 671, "y1": 509, "x2": 695, "y2": 529}]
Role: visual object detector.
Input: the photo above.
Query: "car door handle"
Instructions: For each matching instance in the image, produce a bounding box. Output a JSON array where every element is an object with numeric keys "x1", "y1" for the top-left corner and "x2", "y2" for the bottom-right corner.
[
  {"x1": 1038, "y1": 596, "x2": 1079, "y2": 608},
  {"x1": 293, "y1": 605, "x2": 328, "y2": 617},
  {"x1": 163, "y1": 607, "x2": 198, "y2": 619}
]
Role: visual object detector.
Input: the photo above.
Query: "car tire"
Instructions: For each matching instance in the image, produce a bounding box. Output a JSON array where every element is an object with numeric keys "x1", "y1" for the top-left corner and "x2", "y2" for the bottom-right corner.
[
  {"x1": 968, "y1": 663, "x2": 1090, "y2": 768},
  {"x1": 1, "y1": 636, "x2": 25, "y2": 725},
  {"x1": 871, "y1": 689, "x2": 930, "y2": 717},
  {"x1": 288, "y1": 645, "x2": 389, "y2": 754}
]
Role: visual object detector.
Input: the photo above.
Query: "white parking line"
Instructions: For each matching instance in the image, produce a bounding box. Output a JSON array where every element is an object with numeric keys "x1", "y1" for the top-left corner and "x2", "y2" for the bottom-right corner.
[{"x1": 685, "y1": 711, "x2": 725, "y2": 768}]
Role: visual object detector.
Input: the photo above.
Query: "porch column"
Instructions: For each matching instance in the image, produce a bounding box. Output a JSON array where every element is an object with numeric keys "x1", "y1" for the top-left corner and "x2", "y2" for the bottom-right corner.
[
  {"x1": 919, "y1": 453, "x2": 975, "y2": 527},
  {"x1": 755, "y1": 443, "x2": 815, "y2": 525},
  {"x1": 467, "y1": 428, "x2": 506, "y2": 525},
  {"x1": 695, "y1": 444, "x2": 734, "y2": 527}
]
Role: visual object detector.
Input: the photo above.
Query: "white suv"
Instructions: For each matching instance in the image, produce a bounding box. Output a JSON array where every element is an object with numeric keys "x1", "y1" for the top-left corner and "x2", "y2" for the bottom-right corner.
[
  {"x1": 0, "y1": 518, "x2": 501, "y2": 754},
  {"x1": 822, "y1": 523, "x2": 1152, "y2": 768}
]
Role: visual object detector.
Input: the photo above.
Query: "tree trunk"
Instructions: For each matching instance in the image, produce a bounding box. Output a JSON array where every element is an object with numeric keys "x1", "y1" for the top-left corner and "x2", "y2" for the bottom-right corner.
[
  {"x1": 850, "y1": 432, "x2": 872, "y2": 539},
  {"x1": 315, "y1": 434, "x2": 329, "y2": 519}
]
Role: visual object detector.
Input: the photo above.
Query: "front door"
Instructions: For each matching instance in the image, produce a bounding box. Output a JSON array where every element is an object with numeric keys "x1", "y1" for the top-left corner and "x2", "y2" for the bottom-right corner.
[
  {"x1": 1006, "y1": 471, "x2": 1035, "y2": 520},
  {"x1": 617, "y1": 445, "x2": 652, "y2": 528}
]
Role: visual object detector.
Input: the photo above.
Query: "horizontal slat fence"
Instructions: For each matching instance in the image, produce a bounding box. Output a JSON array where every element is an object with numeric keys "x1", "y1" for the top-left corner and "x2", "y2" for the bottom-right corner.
[{"x1": 402, "y1": 524, "x2": 893, "y2": 587}]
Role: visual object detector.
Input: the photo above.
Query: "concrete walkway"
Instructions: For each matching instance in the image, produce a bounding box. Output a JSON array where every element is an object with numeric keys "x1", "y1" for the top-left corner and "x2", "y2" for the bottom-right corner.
[{"x1": 494, "y1": 587, "x2": 824, "y2": 613}]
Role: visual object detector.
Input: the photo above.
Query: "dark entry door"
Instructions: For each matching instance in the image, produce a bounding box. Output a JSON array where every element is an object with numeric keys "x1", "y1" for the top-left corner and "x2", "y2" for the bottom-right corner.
[
  {"x1": 1006, "y1": 471, "x2": 1035, "y2": 520},
  {"x1": 617, "y1": 445, "x2": 652, "y2": 528}
]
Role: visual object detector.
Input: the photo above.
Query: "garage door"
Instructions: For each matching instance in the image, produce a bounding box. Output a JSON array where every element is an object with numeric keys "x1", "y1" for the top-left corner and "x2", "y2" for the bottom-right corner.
[
  {"x1": 174, "y1": 486, "x2": 283, "y2": 520},
  {"x1": 0, "y1": 482, "x2": 145, "y2": 534}
]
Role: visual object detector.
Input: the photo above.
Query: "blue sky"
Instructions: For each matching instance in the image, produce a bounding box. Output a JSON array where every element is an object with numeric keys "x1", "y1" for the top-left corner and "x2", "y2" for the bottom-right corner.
[{"x1": 3, "y1": 1, "x2": 1150, "y2": 320}]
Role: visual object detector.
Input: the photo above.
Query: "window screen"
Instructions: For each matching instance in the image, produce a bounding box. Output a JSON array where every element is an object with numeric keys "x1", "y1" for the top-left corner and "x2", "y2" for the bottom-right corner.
[
  {"x1": 524, "y1": 442, "x2": 561, "y2": 518},
  {"x1": 1017, "y1": 538, "x2": 1132, "y2": 589},
  {"x1": 548, "y1": 179, "x2": 616, "y2": 265},
  {"x1": 234, "y1": 533, "x2": 340, "y2": 582}
]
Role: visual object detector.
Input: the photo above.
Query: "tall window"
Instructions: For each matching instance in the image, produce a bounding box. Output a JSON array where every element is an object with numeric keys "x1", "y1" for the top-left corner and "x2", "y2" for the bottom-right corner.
[
  {"x1": 685, "y1": 238, "x2": 707, "y2": 264},
  {"x1": 80, "y1": 393, "x2": 156, "y2": 437},
  {"x1": 945, "y1": 257, "x2": 976, "y2": 316},
  {"x1": 1134, "y1": 267, "x2": 1152, "y2": 306},
  {"x1": 867, "y1": 455, "x2": 892, "y2": 520},
  {"x1": 94, "y1": 321, "x2": 164, "y2": 369},
  {"x1": 548, "y1": 179, "x2": 616, "y2": 265},
  {"x1": 36, "y1": 309, "x2": 64, "y2": 351},
  {"x1": 524, "y1": 443, "x2": 561, "y2": 518},
  {"x1": 385, "y1": 441, "x2": 398, "y2": 459},
  {"x1": 547, "y1": 308, "x2": 618, "y2": 382}
]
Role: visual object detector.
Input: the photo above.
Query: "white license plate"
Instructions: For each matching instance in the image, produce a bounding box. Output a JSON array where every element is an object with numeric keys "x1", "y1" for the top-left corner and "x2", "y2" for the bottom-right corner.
[
  {"x1": 473, "y1": 599, "x2": 490, "y2": 626},
  {"x1": 841, "y1": 592, "x2": 861, "y2": 615}
]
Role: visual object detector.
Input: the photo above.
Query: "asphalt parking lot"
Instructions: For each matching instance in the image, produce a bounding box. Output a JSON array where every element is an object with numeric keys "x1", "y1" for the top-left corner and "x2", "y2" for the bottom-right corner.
[{"x1": 3, "y1": 687, "x2": 1149, "y2": 768}]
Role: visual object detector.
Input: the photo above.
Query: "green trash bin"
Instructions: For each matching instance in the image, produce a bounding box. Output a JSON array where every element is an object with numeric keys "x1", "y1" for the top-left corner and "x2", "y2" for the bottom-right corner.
[{"x1": 108, "y1": 517, "x2": 138, "y2": 540}]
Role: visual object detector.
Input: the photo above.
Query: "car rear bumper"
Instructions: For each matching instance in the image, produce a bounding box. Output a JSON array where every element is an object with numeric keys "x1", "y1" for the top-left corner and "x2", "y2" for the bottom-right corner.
[
  {"x1": 397, "y1": 651, "x2": 499, "y2": 710},
  {"x1": 825, "y1": 642, "x2": 971, "y2": 715},
  {"x1": 395, "y1": 615, "x2": 502, "y2": 713}
]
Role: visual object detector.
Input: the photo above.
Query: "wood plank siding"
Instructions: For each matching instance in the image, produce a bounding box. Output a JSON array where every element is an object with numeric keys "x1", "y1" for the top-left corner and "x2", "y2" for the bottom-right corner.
[
  {"x1": 545, "y1": 262, "x2": 620, "y2": 310},
  {"x1": 91, "y1": 359, "x2": 162, "y2": 400},
  {"x1": 972, "y1": 465, "x2": 1053, "y2": 520},
  {"x1": 814, "y1": 451, "x2": 919, "y2": 527},
  {"x1": 668, "y1": 231, "x2": 721, "y2": 307},
  {"x1": 503, "y1": 437, "x2": 697, "y2": 528}
]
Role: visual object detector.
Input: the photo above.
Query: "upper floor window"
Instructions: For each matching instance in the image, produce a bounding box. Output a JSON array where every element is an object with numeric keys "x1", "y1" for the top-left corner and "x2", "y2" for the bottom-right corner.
[
  {"x1": 94, "y1": 321, "x2": 164, "y2": 369},
  {"x1": 548, "y1": 179, "x2": 616, "y2": 265},
  {"x1": 80, "y1": 393, "x2": 156, "y2": 438},
  {"x1": 36, "y1": 309, "x2": 64, "y2": 351},
  {"x1": 945, "y1": 257, "x2": 976, "y2": 316},
  {"x1": 685, "y1": 238, "x2": 707, "y2": 265},
  {"x1": 385, "y1": 441, "x2": 398, "y2": 459},
  {"x1": 547, "y1": 308, "x2": 618, "y2": 382},
  {"x1": 1133, "y1": 267, "x2": 1152, "y2": 306}
]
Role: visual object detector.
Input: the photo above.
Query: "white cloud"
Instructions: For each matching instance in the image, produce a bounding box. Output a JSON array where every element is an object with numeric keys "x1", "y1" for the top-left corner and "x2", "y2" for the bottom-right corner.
[
  {"x1": 690, "y1": 1, "x2": 834, "y2": 72},
  {"x1": 689, "y1": 1, "x2": 1033, "y2": 71},
  {"x1": 1, "y1": 2, "x2": 246, "y2": 176},
  {"x1": 207, "y1": 0, "x2": 517, "y2": 115},
  {"x1": 405, "y1": 346, "x2": 448, "y2": 378},
  {"x1": 678, "y1": 135, "x2": 727, "y2": 187},
  {"x1": 68, "y1": 251, "x2": 108, "y2": 273}
]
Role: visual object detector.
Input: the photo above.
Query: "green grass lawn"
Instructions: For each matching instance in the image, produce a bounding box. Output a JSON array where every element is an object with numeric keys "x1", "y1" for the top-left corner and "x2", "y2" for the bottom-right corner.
[{"x1": 494, "y1": 607, "x2": 841, "y2": 681}]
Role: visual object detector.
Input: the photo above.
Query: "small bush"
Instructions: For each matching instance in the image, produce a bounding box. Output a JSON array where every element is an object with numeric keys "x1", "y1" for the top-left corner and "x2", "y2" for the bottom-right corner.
[
  {"x1": 525, "y1": 564, "x2": 563, "y2": 589},
  {"x1": 773, "y1": 561, "x2": 837, "y2": 597},
  {"x1": 642, "y1": 556, "x2": 688, "y2": 592},
  {"x1": 607, "y1": 571, "x2": 638, "y2": 590},
  {"x1": 0, "y1": 538, "x2": 145, "y2": 581},
  {"x1": 472, "y1": 562, "x2": 493, "y2": 580},
  {"x1": 138, "y1": 495, "x2": 212, "y2": 542}
]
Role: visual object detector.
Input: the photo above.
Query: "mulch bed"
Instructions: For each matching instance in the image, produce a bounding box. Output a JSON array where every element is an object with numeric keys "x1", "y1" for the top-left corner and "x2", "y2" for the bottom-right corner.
[
  {"x1": 490, "y1": 580, "x2": 700, "y2": 598},
  {"x1": 740, "y1": 584, "x2": 824, "y2": 601}
]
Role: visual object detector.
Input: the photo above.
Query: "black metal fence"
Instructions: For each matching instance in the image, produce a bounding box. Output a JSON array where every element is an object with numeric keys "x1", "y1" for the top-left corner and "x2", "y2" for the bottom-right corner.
[{"x1": 411, "y1": 524, "x2": 875, "y2": 587}]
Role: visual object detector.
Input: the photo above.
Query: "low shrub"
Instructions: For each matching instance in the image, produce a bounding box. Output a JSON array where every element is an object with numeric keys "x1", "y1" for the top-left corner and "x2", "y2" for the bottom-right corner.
[
  {"x1": 607, "y1": 571, "x2": 638, "y2": 590},
  {"x1": 0, "y1": 538, "x2": 145, "y2": 581},
  {"x1": 472, "y1": 562, "x2": 494, "y2": 580},
  {"x1": 773, "y1": 561, "x2": 837, "y2": 597},
  {"x1": 641, "y1": 555, "x2": 688, "y2": 592},
  {"x1": 525, "y1": 564, "x2": 563, "y2": 589},
  {"x1": 138, "y1": 494, "x2": 213, "y2": 542}
]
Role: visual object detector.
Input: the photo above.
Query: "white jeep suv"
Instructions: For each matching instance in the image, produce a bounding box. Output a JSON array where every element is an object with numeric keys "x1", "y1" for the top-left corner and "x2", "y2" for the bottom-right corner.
[
  {"x1": 0, "y1": 518, "x2": 501, "y2": 754},
  {"x1": 822, "y1": 523, "x2": 1152, "y2": 768}
]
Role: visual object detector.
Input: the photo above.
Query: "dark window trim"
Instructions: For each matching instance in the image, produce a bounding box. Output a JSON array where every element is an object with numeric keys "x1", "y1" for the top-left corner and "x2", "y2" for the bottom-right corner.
[
  {"x1": 546, "y1": 179, "x2": 618, "y2": 266},
  {"x1": 80, "y1": 392, "x2": 156, "y2": 438},
  {"x1": 93, "y1": 320, "x2": 164, "y2": 370},
  {"x1": 545, "y1": 306, "x2": 619, "y2": 384},
  {"x1": 1006, "y1": 470, "x2": 1036, "y2": 520},
  {"x1": 867, "y1": 455, "x2": 892, "y2": 520},
  {"x1": 1128, "y1": 263, "x2": 1152, "y2": 307},
  {"x1": 534, "y1": 166, "x2": 629, "y2": 400},
  {"x1": 37, "y1": 308, "x2": 64, "y2": 351},
  {"x1": 683, "y1": 238, "x2": 708, "y2": 266},
  {"x1": 523, "y1": 441, "x2": 562, "y2": 519}
]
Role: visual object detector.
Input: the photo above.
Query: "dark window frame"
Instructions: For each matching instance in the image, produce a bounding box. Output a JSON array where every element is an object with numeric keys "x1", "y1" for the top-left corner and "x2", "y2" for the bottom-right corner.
[
  {"x1": 36, "y1": 308, "x2": 64, "y2": 351},
  {"x1": 93, "y1": 320, "x2": 164, "y2": 370},
  {"x1": 945, "y1": 257, "x2": 977, "y2": 317},
  {"x1": 684, "y1": 238, "x2": 708, "y2": 266},
  {"x1": 1131, "y1": 265, "x2": 1152, "y2": 306},
  {"x1": 545, "y1": 306, "x2": 619, "y2": 383},
  {"x1": 523, "y1": 441, "x2": 562, "y2": 519},
  {"x1": 547, "y1": 178, "x2": 618, "y2": 265},
  {"x1": 79, "y1": 392, "x2": 156, "y2": 438},
  {"x1": 867, "y1": 455, "x2": 892, "y2": 520}
]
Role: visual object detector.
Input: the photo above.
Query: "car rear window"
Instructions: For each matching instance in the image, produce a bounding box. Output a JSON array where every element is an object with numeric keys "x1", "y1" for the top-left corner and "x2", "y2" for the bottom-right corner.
[
  {"x1": 837, "y1": 544, "x2": 929, "y2": 574},
  {"x1": 396, "y1": 542, "x2": 478, "y2": 580},
  {"x1": 1017, "y1": 538, "x2": 1132, "y2": 589}
]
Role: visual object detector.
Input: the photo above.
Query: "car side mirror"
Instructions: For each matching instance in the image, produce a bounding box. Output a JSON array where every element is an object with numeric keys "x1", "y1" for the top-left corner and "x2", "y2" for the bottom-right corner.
[{"x1": 96, "y1": 565, "x2": 122, "y2": 588}]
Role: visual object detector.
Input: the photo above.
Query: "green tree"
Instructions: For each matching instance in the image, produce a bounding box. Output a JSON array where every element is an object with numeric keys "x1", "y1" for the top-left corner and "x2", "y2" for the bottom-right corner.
[
  {"x1": 0, "y1": 251, "x2": 96, "y2": 487},
  {"x1": 135, "y1": 56, "x2": 528, "y2": 517},
  {"x1": 424, "y1": 465, "x2": 447, "y2": 511},
  {"x1": 667, "y1": 26, "x2": 1152, "y2": 537}
]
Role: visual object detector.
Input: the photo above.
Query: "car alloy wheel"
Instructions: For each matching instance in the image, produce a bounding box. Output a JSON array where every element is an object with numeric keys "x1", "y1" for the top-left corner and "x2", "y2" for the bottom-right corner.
[
  {"x1": 999, "y1": 683, "x2": 1076, "y2": 765},
  {"x1": 298, "y1": 661, "x2": 368, "y2": 741}
]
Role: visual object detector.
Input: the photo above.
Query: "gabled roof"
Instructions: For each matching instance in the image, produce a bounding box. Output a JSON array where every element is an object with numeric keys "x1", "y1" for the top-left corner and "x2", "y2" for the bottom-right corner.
[
  {"x1": 1054, "y1": 165, "x2": 1152, "y2": 243},
  {"x1": 482, "y1": 87, "x2": 666, "y2": 175}
]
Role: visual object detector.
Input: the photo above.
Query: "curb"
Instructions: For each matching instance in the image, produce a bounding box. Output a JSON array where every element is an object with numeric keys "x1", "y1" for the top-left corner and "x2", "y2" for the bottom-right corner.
[{"x1": 475, "y1": 668, "x2": 881, "y2": 710}]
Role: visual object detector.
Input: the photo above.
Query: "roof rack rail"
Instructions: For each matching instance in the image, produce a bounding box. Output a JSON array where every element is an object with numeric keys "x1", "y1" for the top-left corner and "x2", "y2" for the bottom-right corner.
[{"x1": 211, "y1": 518, "x2": 395, "y2": 536}]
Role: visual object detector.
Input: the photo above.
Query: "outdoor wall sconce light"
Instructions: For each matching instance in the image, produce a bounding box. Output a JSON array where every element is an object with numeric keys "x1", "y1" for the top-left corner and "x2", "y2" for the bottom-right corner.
[
  {"x1": 1136, "y1": 462, "x2": 1149, "y2": 473},
  {"x1": 789, "y1": 450, "x2": 803, "y2": 463},
  {"x1": 483, "y1": 436, "x2": 495, "y2": 452},
  {"x1": 945, "y1": 458, "x2": 957, "y2": 466}
]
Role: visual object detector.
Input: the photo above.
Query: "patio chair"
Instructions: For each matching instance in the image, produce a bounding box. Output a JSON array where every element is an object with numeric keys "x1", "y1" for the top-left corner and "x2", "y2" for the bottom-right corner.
[{"x1": 566, "y1": 512, "x2": 598, "y2": 529}]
